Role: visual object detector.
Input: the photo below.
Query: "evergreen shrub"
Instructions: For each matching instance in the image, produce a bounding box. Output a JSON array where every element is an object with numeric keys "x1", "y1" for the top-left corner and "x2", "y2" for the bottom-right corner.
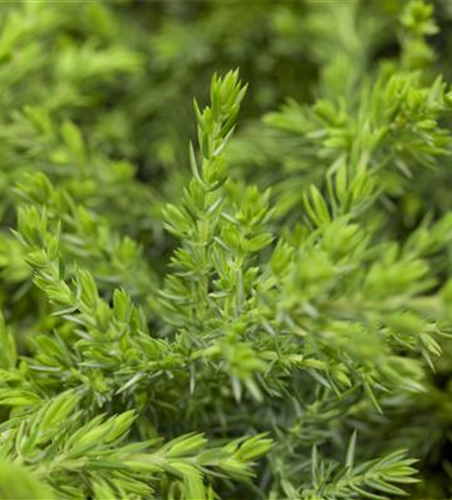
[{"x1": 1, "y1": 1, "x2": 452, "y2": 499}]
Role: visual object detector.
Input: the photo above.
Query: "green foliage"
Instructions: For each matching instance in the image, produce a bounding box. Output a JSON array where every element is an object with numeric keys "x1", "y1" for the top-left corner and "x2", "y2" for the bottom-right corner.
[{"x1": 2, "y1": 1, "x2": 452, "y2": 499}]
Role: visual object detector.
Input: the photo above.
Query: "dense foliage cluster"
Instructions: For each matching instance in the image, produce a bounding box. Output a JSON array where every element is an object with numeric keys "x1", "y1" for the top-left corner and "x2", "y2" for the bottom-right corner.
[{"x1": 2, "y1": 1, "x2": 452, "y2": 498}]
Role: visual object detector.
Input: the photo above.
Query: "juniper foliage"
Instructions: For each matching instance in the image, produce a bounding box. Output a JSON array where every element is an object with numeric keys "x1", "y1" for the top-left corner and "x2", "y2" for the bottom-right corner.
[{"x1": 1, "y1": 1, "x2": 452, "y2": 499}]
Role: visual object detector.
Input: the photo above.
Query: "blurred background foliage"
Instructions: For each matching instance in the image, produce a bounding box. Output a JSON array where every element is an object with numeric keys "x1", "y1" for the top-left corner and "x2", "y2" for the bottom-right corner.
[{"x1": 2, "y1": 0, "x2": 452, "y2": 239}]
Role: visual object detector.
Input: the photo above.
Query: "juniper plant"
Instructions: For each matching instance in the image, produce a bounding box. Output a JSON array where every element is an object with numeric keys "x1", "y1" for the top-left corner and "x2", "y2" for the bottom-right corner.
[{"x1": 2, "y1": 1, "x2": 452, "y2": 499}]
